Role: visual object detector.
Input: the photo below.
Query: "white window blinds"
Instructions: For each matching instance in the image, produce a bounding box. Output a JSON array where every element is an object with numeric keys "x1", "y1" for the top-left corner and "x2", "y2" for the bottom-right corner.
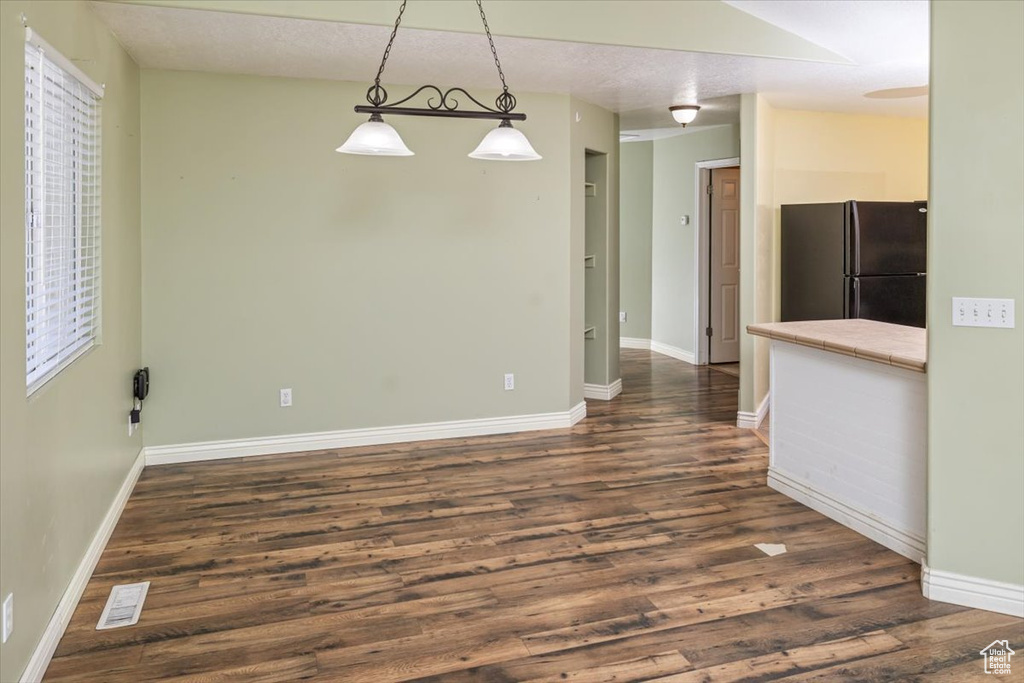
[{"x1": 25, "y1": 36, "x2": 103, "y2": 393}]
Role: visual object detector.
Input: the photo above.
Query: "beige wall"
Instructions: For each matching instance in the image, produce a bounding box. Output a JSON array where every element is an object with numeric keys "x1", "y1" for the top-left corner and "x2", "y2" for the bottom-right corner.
[
  {"x1": 738, "y1": 95, "x2": 769, "y2": 413},
  {"x1": 141, "y1": 70, "x2": 611, "y2": 446},
  {"x1": 772, "y1": 109, "x2": 928, "y2": 204},
  {"x1": 772, "y1": 110, "x2": 929, "y2": 319},
  {"x1": 651, "y1": 126, "x2": 741, "y2": 355},
  {"x1": 927, "y1": 0, "x2": 1023, "y2": 587},
  {"x1": 0, "y1": 2, "x2": 141, "y2": 680},
  {"x1": 618, "y1": 141, "x2": 653, "y2": 340},
  {"x1": 739, "y1": 100, "x2": 930, "y2": 414}
]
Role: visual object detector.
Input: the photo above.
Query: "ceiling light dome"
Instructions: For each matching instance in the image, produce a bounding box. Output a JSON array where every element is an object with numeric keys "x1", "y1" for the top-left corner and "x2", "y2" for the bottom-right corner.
[
  {"x1": 468, "y1": 119, "x2": 542, "y2": 161},
  {"x1": 336, "y1": 114, "x2": 414, "y2": 156},
  {"x1": 669, "y1": 104, "x2": 701, "y2": 127}
]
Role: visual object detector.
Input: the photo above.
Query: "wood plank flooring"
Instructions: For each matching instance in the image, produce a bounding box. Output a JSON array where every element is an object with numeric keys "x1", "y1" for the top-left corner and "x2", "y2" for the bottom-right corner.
[{"x1": 46, "y1": 350, "x2": 1022, "y2": 681}]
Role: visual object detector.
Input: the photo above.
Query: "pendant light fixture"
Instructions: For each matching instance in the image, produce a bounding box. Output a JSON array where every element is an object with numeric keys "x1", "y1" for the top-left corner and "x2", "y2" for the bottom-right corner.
[
  {"x1": 337, "y1": 0, "x2": 540, "y2": 161},
  {"x1": 669, "y1": 104, "x2": 701, "y2": 127}
]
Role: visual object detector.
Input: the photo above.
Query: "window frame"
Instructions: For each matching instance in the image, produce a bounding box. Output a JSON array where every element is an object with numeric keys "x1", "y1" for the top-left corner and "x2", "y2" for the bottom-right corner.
[{"x1": 24, "y1": 29, "x2": 104, "y2": 396}]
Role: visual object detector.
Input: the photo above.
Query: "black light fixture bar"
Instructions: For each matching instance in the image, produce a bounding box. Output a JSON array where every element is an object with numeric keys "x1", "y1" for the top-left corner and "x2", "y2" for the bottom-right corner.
[
  {"x1": 355, "y1": 106, "x2": 526, "y2": 121},
  {"x1": 354, "y1": 84, "x2": 526, "y2": 121}
]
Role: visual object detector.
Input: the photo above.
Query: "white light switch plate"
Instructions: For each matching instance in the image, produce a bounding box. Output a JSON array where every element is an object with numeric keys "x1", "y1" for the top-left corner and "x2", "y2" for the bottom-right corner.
[{"x1": 952, "y1": 298, "x2": 1015, "y2": 328}]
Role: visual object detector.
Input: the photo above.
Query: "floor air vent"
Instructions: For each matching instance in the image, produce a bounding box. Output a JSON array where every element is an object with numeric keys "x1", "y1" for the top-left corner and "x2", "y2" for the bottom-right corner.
[{"x1": 96, "y1": 581, "x2": 150, "y2": 630}]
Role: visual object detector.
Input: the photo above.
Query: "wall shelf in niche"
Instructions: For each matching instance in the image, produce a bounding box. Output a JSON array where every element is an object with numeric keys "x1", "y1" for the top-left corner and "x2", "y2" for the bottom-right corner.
[
  {"x1": 584, "y1": 182, "x2": 597, "y2": 197},
  {"x1": 584, "y1": 254, "x2": 596, "y2": 268},
  {"x1": 584, "y1": 326, "x2": 597, "y2": 340}
]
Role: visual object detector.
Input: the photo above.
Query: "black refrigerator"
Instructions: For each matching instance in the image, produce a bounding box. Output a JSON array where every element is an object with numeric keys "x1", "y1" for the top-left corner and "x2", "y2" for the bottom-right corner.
[{"x1": 781, "y1": 201, "x2": 927, "y2": 328}]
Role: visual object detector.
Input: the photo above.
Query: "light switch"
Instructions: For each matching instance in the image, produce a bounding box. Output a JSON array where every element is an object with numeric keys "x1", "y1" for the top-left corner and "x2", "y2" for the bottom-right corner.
[
  {"x1": 680, "y1": 215, "x2": 690, "y2": 225},
  {"x1": 952, "y1": 297, "x2": 1015, "y2": 328}
]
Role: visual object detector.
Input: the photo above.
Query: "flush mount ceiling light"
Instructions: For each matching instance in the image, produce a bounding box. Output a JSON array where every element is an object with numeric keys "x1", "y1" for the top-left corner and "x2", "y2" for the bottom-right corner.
[
  {"x1": 669, "y1": 104, "x2": 701, "y2": 127},
  {"x1": 337, "y1": 0, "x2": 540, "y2": 161}
]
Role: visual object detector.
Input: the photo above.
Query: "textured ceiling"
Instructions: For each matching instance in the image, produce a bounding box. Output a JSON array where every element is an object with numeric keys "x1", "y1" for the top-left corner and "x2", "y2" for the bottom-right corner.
[{"x1": 89, "y1": 1, "x2": 929, "y2": 135}]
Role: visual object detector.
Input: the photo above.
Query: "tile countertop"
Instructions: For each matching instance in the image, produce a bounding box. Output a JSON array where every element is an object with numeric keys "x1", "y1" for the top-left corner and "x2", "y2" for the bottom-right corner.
[{"x1": 746, "y1": 319, "x2": 927, "y2": 373}]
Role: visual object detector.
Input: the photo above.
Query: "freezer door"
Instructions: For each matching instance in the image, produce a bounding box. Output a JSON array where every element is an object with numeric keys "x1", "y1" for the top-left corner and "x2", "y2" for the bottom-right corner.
[
  {"x1": 781, "y1": 203, "x2": 846, "y2": 321},
  {"x1": 846, "y1": 201, "x2": 928, "y2": 276},
  {"x1": 846, "y1": 275, "x2": 927, "y2": 328}
]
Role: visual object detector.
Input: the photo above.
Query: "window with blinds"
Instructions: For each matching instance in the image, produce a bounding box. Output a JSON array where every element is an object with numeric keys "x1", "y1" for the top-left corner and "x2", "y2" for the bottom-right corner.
[{"x1": 25, "y1": 36, "x2": 103, "y2": 393}]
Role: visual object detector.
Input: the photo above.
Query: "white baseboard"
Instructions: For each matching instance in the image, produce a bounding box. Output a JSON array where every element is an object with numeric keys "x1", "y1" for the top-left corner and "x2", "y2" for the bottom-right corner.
[
  {"x1": 737, "y1": 391, "x2": 770, "y2": 429},
  {"x1": 145, "y1": 403, "x2": 589, "y2": 466},
  {"x1": 649, "y1": 340, "x2": 696, "y2": 365},
  {"x1": 619, "y1": 337, "x2": 651, "y2": 350},
  {"x1": 20, "y1": 448, "x2": 145, "y2": 683},
  {"x1": 768, "y1": 467, "x2": 925, "y2": 563},
  {"x1": 922, "y1": 564, "x2": 1024, "y2": 617},
  {"x1": 584, "y1": 379, "x2": 623, "y2": 401}
]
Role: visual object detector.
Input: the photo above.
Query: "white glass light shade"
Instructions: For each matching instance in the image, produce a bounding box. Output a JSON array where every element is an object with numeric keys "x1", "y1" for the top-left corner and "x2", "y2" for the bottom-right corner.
[
  {"x1": 336, "y1": 117, "x2": 414, "y2": 156},
  {"x1": 669, "y1": 105, "x2": 701, "y2": 126},
  {"x1": 468, "y1": 121, "x2": 542, "y2": 161}
]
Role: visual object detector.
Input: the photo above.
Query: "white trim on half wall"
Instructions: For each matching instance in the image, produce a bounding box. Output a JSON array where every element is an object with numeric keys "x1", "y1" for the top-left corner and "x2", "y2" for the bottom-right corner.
[
  {"x1": 736, "y1": 391, "x2": 769, "y2": 429},
  {"x1": 769, "y1": 467, "x2": 925, "y2": 563},
  {"x1": 923, "y1": 564, "x2": 1024, "y2": 618},
  {"x1": 145, "y1": 403, "x2": 588, "y2": 466},
  {"x1": 584, "y1": 379, "x2": 623, "y2": 401}
]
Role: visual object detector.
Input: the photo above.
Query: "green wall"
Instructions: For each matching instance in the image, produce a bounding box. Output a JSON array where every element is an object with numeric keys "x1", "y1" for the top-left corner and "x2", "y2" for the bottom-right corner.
[
  {"x1": 0, "y1": 2, "x2": 141, "y2": 680},
  {"x1": 927, "y1": 0, "x2": 1024, "y2": 586},
  {"x1": 618, "y1": 141, "x2": 653, "y2": 340},
  {"x1": 651, "y1": 126, "x2": 740, "y2": 355},
  {"x1": 141, "y1": 70, "x2": 604, "y2": 446}
]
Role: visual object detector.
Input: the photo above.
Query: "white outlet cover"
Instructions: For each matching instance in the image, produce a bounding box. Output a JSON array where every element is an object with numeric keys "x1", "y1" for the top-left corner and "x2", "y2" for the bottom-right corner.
[
  {"x1": 619, "y1": 311, "x2": 627, "y2": 323},
  {"x1": 280, "y1": 388, "x2": 292, "y2": 407},
  {"x1": 504, "y1": 373, "x2": 514, "y2": 390}
]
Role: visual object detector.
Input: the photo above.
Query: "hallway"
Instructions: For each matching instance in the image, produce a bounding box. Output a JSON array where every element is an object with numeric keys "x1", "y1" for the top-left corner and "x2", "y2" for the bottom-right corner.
[{"x1": 45, "y1": 351, "x2": 1021, "y2": 681}]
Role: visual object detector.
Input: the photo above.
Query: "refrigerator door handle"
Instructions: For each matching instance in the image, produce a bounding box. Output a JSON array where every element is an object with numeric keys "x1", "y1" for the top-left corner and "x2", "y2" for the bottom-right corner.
[
  {"x1": 849, "y1": 277, "x2": 859, "y2": 319},
  {"x1": 847, "y1": 201, "x2": 861, "y2": 276}
]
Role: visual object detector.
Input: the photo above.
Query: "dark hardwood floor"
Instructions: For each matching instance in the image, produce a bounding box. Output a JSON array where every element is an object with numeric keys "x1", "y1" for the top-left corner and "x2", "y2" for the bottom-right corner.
[{"x1": 46, "y1": 350, "x2": 1022, "y2": 681}]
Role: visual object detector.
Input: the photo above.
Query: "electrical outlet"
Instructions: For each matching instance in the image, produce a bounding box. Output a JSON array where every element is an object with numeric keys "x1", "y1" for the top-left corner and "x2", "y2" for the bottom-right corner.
[
  {"x1": 952, "y1": 297, "x2": 1015, "y2": 328},
  {"x1": 504, "y1": 373, "x2": 514, "y2": 391},
  {"x1": 619, "y1": 311, "x2": 627, "y2": 323},
  {"x1": 280, "y1": 388, "x2": 292, "y2": 407},
  {"x1": 2, "y1": 593, "x2": 12, "y2": 644}
]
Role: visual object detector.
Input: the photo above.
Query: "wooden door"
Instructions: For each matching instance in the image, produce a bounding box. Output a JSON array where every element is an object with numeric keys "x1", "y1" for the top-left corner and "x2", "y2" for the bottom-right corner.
[{"x1": 710, "y1": 167, "x2": 740, "y2": 364}]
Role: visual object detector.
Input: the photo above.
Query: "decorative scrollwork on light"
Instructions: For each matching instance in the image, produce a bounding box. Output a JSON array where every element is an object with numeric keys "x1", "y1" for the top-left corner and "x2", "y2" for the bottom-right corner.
[{"x1": 361, "y1": 84, "x2": 523, "y2": 120}]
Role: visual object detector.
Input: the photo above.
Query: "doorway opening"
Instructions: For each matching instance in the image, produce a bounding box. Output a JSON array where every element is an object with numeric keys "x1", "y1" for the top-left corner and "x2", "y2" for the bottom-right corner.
[{"x1": 694, "y1": 158, "x2": 741, "y2": 370}]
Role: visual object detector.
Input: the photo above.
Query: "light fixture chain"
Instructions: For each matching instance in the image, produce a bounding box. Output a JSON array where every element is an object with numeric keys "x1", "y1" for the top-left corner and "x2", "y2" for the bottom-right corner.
[
  {"x1": 476, "y1": 0, "x2": 509, "y2": 95},
  {"x1": 373, "y1": 0, "x2": 408, "y2": 97}
]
